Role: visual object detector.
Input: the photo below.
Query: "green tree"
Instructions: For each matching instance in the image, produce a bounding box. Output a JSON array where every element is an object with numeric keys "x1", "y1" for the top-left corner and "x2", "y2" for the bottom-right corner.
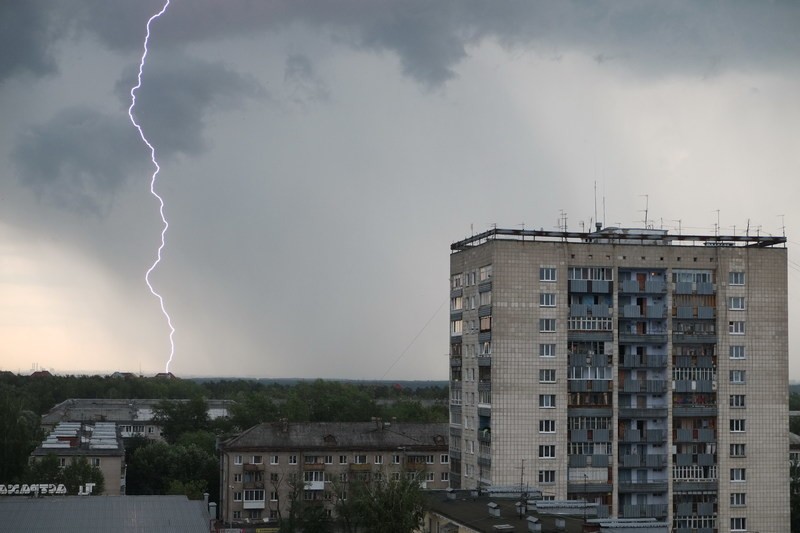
[
  {"x1": 0, "y1": 388, "x2": 42, "y2": 482},
  {"x1": 153, "y1": 398, "x2": 210, "y2": 443},
  {"x1": 62, "y1": 457, "x2": 105, "y2": 495},
  {"x1": 27, "y1": 454, "x2": 64, "y2": 485},
  {"x1": 335, "y1": 474, "x2": 426, "y2": 533}
]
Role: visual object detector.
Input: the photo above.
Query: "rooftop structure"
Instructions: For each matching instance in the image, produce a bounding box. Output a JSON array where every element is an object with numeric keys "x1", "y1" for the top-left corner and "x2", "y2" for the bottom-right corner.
[
  {"x1": 449, "y1": 225, "x2": 788, "y2": 532},
  {"x1": 30, "y1": 421, "x2": 126, "y2": 495}
]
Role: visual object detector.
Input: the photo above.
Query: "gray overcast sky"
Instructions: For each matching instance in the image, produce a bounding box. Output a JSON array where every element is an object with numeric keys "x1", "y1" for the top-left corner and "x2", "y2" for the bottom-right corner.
[{"x1": 1, "y1": 1, "x2": 799, "y2": 380}]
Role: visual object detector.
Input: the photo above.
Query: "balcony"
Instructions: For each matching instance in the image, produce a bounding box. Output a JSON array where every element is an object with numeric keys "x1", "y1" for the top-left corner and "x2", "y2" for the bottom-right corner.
[
  {"x1": 619, "y1": 407, "x2": 667, "y2": 419},
  {"x1": 672, "y1": 332, "x2": 717, "y2": 344},
  {"x1": 672, "y1": 405, "x2": 717, "y2": 417},
  {"x1": 621, "y1": 504, "x2": 668, "y2": 518},
  {"x1": 243, "y1": 463, "x2": 261, "y2": 471},
  {"x1": 620, "y1": 354, "x2": 667, "y2": 368},
  {"x1": 620, "y1": 429, "x2": 666, "y2": 443},
  {"x1": 243, "y1": 500, "x2": 265, "y2": 510},
  {"x1": 477, "y1": 355, "x2": 491, "y2": 367},
  {"x1": 305, "y1": 481, "x2": 324, "y2": 491},
  {"x1": 621, "y1": 379, "x2": 667, "y2": 394},
  {"x1": 618, "y1": 332, "x2": 668, "y2": 344},
  {"x1": 619, "y1": 279, "x2": 667, "y2": 294},
  {"x1": 349, "y1": 463, "x2": 372, "y2": 472},
  {"x1": 617, "y1": 481, "x2": 668, "y2": 493},
  {"x1": 619, "y1": 454, "x2": 667, "y2": 468},
  {"x1": 304, "y1": 463, "x2": 325, "y2": 471},
  {"x1": 673, "y1": 428, "x2": 716, "y2": 443},
  {"x1": 568, "y1": 379, "x2": 610, "y2": 393}
]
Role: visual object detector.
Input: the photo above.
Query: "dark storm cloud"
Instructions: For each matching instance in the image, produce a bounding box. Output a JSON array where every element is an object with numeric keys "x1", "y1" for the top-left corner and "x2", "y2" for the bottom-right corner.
[
  {"x1": 11, "y1": 107, "x2": 145, "y2": 213},
  {"x1": 0, "y1": 1, "x2": 64, "y2": 83},
  {"x1": 284, "y1": 54, "x2": 329, "y2": 104},
  {"x1": 117, "y1": 52, "x2": 265, "y2": 159}
]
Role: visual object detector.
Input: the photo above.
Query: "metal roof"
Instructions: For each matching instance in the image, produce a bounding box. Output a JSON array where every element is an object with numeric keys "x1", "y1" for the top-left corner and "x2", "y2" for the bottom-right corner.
[{"x1": 0, "y1": 495, "x2": 210, "y2": 533}]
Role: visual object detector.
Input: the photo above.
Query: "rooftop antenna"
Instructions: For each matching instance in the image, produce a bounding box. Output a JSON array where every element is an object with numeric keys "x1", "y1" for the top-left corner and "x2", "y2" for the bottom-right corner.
[
  {"x1": 639, "y1": 194, "x2": 649, "y2": 228},
  {"x1": 746, "y1": 219, "x2": 750, "y2": 237},
  {"x1": 714, "y1": 210, "x2": 720, "y2": 236},
  {"x1": 594, "y1": 181, "x2": 598, "y2": 226},
  {"x1": 780, "y1": 214, "x2": 786, "y2": 238}
]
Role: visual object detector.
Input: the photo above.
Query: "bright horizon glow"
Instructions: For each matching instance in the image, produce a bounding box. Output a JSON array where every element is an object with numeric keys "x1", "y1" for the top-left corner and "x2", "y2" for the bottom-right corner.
[{"x1": 127, "y1": 0, "x2": 175, "y2": 373}]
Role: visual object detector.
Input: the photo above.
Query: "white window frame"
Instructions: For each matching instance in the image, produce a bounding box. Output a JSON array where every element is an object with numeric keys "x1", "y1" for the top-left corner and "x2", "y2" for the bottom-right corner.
[
  {"x1": 730, "y1": 468, "x2": 746, "y2": 482},
  {"x1": 539, "y1": 267, "x2": 557, "y2": 282},
  {"x1": 730, "y1": 370, "x2": 746, "y2": 384},
  {"x1": 374, "y1": 455, "x2": 383, "y2": 465},
  {"x1": 440, "y1": 454, "x2": 449, "y2": 464},
  {"x1": 539, "y1": 369, "x2": 556, "y2": 383},
  {"x1": 728, "y1": 296, "x2": 745, "y2": 310},
  {"x1": 539, "y1": 318, "x2": 556, "y2": 332},
  {"x1": 730, "y1": 492, "x2": 746, "y2": 507},
  {"x1": 728, "y1": 321, "x2": 745, "y2": 335},
  {"x1": 729, "y1": 345, "x2": 746, "y2": 359},
  {"x1": 729, "y1": 271, "x2": 745, "y2": 286},
  {"x1": 539, "y1": 394, "x2": 556, "y2": 408},
  {"x1": 730, "y1": 517, "x2": 746, "y2": 531},
  {"x1": 730, "y1": 443, "x2": 746, "y2": 457},
  {"x1": 729, "y1": 394, "x2": 746, "y2": 408},
  {"x1": 233, "y1": 491, "x2": 242, "y2": 502},
  {"x1": 539, "y1": 293, "x2": 556, "y2": 307},
  {"x1": 538, "y1": 470, "x2": 555, "y2": 483},
  {"x1": 441, "y1": 471, "x2": 449, "y2": 482},
  {"x1": 539, "y1": 344, "x2": 556, "y2": 357},
  {"x1": 289, "y1": 455, "x2": 297, "y2": 465},
  {"x1": 538, "y1": 445, "x2": 556, "y2": 459},
  {"x1": 730, "y1": 419, "x2": 746, "y2": 433},
  {"x1": 539, "y1": 420, "x2": 556, "y2": 433},
  {"x1": 234, "y1": 455, "x2": 242, "y2": 465}
]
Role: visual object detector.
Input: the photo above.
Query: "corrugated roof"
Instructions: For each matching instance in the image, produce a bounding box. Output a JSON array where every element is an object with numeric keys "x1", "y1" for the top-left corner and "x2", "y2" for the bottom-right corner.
[
  {"x1": 0, "y1": 495, "x2": 210, "y2": 533},
  {"x1": 223, "y1": 421, "x2": 448, "y2": 451}
]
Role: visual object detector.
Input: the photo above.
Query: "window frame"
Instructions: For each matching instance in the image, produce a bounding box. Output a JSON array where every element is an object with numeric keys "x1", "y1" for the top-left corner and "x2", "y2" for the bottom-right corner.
[
  {"x1": 539, "y1": 267, "x2": 557, "y2": 282},
  {"x1": 539, "y1": 394, "x2": 556, "y2": 408},
  {"x1": 539, "y1": 293, "x2": 556, "y2": 307},
  {"x1": 539, "y1": 318, "x2": 556, "y2": 333}
]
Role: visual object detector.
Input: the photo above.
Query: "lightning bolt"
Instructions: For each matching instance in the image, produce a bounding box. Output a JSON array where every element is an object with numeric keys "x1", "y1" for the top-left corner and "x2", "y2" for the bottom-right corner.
[{"x1": 128, "y1": 0, "x2": 175, "y2": 373}]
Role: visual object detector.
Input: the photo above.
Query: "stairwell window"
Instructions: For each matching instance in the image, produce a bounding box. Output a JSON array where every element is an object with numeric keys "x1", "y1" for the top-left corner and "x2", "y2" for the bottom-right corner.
[
  {"x1": 539, "y1": 369, "x2": 556, "y2": 383},
  {"x1": 539, "y1": 319, "x2": 556, "y2": 332},
  {"x1": 729, "y1": 346, "x2": 746, "y2": 359},
  {"x1": 539, "y1": 394, "x2": 556, "y2": 408},
  {"x1": 729, "y1": 272, "x2": 745, "y2": 286},
  {"x1": 540, "y1": 267, "x2": 557, "y2": 282},
  {"x1": 728, "y1": 321, "x2": 745, "y2": 335},
  {"x1": 540, "y1": 293, "x2": 556, "y2": 307},
  {"x1": 728, "y1": 297, "x2": 745, "y2": 310},
  {"x1": 539, "y1": 344, "x2": 556, "y2": 357},
  {"x1": 730, "y1": 419, "x2": 746, "y2": 432},
  {"x1": 730, "y1": 370, "x2": 746, "y2": 384}
]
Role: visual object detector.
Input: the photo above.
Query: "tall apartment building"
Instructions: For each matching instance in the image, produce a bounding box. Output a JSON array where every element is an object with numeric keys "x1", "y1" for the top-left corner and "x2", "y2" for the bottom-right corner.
[{"x1": 448, "y1": 226, "x2": 788, "y2": 532}]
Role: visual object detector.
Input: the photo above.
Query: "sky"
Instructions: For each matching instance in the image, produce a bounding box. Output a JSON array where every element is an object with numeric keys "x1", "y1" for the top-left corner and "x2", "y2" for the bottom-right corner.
[{"x1": 1, "y1": 1, "x2": 799, "y2": 380}]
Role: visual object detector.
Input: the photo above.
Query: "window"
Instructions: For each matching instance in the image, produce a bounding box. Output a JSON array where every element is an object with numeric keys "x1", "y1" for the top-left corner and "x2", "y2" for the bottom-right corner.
[
  {"x1": 730, "y1": 444, "x2": 746, "y2": 457},
  {"x1": 441, "y1": 472, "x2": 449, "y2": 482},
  {"x1": 729, "y1": 345, "x2": 746, "y2": 359},
  {"x1": 539, "y1": 420, "x2": 556, "y2": 433},
  {"x1": 270, "y1": 455, "x2": 278, "y2": 465},
  {"x1": 339, "y1": 473, "x2": 348, "y2": 482},
  {"x1": 480, "y1": 291, "x2": 492, "y2": 306},
  {"x1": 244, "y1": 489, "x2": 265, "y2": 502},
  {"x1": 233, "y1": 511, "x2": 241, "y2": 520},
  {"x1": 539, "y1": 344, "x2": 556, "y2": 357},
  {"x1": 729, "y1": 321, "x2": 745, "y2": 334},
  {"x1": 730, "y1": 493, "x2": 746, "y2": 506},
  {"x1": 252, "y1": 455, "x2": 262, "y2": 464},
  {"x1": 269, "y1": 491, "x2": 278, "y2": 501},
  {"x1": 481, "y1": 341, "x2": 492, "y2": 355},
  {"x1": 538, "y1": 470, "x2": 555, "y2": 483},
  {"x1": 730, "y1": 517, "x2": 746, "y2": 531},
  {"x1": 540, "y1": 293, "x2": 556, "y2": 307},
  {"x1": 479, "y1": 265, "x2": 492, "y2": 281},
  {"x1": 374, "y1": 455, "x2": 383, "y2": 464},
  {"x1": 353, "y1": 455, "x2": 367, "y2": 464},
  {"x1": 730, "y1": 370, "x2": 746, "y2": 384},
  {"x1": 729, "y1": 271, "x2": 745, "y2": 286},
  {"x1": 425, "y1": 472, "x2": 435, "y2": 482},
  {"x1": 730, "y1": 468, "x2": 746, "y2": 482},
  {"x1": 392, "y1": 454, "x2": 400, "y2": 464},
  {"x1": 730, "y1": 419, "x2": 746, "y2": 432},
  {"x1": 289, "y1": 455, "x2": 297, "y2": 465},
  {"x1": 539, "y1": 394, "x2": 556, "y2": 408},
  {"x1": 233, "y1": 491, "x2": 242, "y2": 502},
  {"x1": 450, "y1": 319, "x2": 463, "y2": 336},
  {"x1": 234, "y1": 455, "x2": 242, "y2": 465},
  {"x1": 450, "y1": 296, "x2": 463, "y2": 311},
  {"x1": 539, "y1": 445, "x2": 555, "y2": 459},
  {"x1": 324, "y1": 455, "x2": 332, "y2": 464},
  {"x1": 270, "y1": 510, "x2": 279, "y2": 519},
  {"x1": 480, "y1": 316, "x2": 492, "y2": 332},
  {"x1": 451, "y1": 274, "x2": 463, "y2": 290},
  {"x1": 339, "y1": 455, "x2": 348, "y2": 464},
  {"x1": 248, "y1": 510, "x2": 261, "y2": 519},
  {"x1": 539, "y1": 369, "x2": 556, "y2": 383},
  {"x1": 728, "y1": 297, "x2": 745, "y2": 310},
  {"x1": 392, "y1": 472, "x2": 401, "y2": 481},
  {"x1": 270, "y1": 473, "x2": 278, "y2": 482},
  {"x1": 440, "y1": 454, "x2": 449, "y2": 464},
  {"x1": 91, "y1": 458, "x2": 100, "y2": 467},
  {"x1": 234, "y1": 473, "x2": 242, "y2": 483},
  {"x1": 540, "y1": 267, "x2": 557, "y2": 282},
  {"x1": 730, "y1": 394, "x2": 746, "y2": 408},
  {"x1": 539, "y1": 318, "x2": 556, "y2": 332}
]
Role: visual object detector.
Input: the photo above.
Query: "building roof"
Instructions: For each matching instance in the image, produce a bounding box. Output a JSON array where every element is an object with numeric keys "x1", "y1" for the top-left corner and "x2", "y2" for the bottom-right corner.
[
  {"x1": 425, "y1": 492, "x2": 586, "y2": 533},
  {"x1": 31, "y1": 422, "x2": 124, "y2": 458},
  {"x1": 41, "y1": 398, "x2": 233, "y2": 427},
  {"x1": 0, "y1": 495, "x2": 210, "y2": 533},
  {"x1": 222, "y1": 421, "x2": 448, "y2": 452},
  {"x1": 450, "y1": 227, "x2": 786, "y2": 251}
]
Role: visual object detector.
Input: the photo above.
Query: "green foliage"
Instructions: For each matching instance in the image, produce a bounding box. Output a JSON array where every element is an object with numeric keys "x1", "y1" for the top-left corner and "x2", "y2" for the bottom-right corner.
[
  {"x1": 0, "y1": 386, "x2": 42, "y2": 482},
  {"x1": 62, "y1": 456, "x2": 105, "y2": 495},
  {"x1": 335, "y1": 474, "x2": 426, "y2": 533},
  {"x1": 28, "y1": 454, "x2": 63, "y2": 484},
  {"x1": 153, "y1": 398, "x2": 210, "y2": 443},
  {"x1": 127, "y1": 441, "x2": 217, "y2": 502}
]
